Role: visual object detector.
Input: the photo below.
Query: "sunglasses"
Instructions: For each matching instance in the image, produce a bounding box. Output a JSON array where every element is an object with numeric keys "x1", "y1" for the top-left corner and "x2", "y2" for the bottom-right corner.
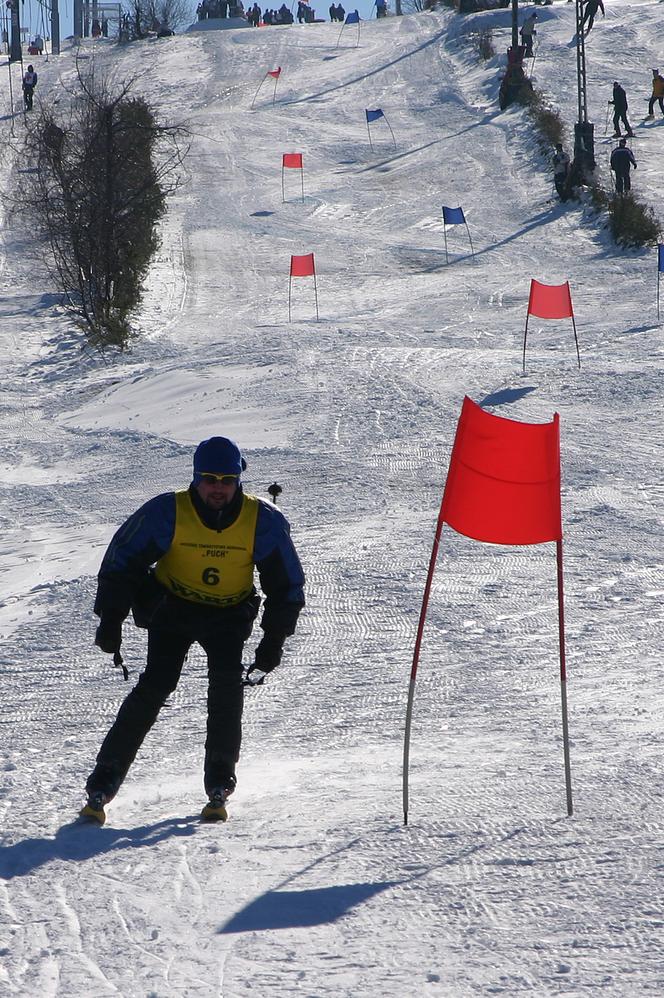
[{"x1": 199, "y1": 473, "x2": 239, "y2": 486}]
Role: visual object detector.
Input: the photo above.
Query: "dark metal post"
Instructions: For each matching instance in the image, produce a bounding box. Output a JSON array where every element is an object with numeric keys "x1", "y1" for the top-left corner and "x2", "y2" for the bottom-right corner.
[
  {"x1": 51, "y1": 0, "x2": 60, "y2": 54},
  {"x1": 73, "y1": 0, "x2": 83, "y2": 37},
  {"x1": 8, "y1": 0, "x2": 21, "y2": 62},
  {"x1": 573, "y1": 0, "x2": 595, "y2": 178},
  {"x1": 511, "y1": 0, "x2": 519, "y2": 51}
]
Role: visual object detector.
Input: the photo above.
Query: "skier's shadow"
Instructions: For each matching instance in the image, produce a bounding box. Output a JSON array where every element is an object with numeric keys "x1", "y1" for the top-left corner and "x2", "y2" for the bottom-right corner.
[{"x1": 0, "y1": 815, "x2": 201, "y2": 880}]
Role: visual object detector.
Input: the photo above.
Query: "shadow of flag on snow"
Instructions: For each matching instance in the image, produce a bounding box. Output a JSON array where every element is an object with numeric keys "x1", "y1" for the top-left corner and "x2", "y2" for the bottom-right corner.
[{"x1": 219, "y1": 881, "x2": 397, "y2": 932}]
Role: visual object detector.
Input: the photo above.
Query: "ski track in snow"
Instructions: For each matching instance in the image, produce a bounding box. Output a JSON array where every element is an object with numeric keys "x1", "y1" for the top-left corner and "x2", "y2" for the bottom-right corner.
[{"x1": 1, "y1": 3, "x2": 664, "y2": 995}]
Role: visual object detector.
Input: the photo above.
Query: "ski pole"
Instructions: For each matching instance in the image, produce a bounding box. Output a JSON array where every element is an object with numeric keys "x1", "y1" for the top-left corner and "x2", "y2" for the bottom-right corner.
[{"x1": 113, "y1": 650, "x2": 129, "y2": 681}]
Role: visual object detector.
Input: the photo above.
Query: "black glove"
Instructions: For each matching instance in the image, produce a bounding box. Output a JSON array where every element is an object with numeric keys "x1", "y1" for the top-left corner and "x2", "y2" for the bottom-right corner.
[
  {"x1": 95, "y1": 618, "x2": 123, "y2": 655},
  {"x1": 253, "y1": 633, "x2": 284, "y2": 674}
]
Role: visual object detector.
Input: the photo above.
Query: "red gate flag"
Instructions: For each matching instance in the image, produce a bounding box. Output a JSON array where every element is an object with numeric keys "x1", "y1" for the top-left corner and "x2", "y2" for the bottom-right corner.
[
  {"x1": 268, "y1": 67, "x2": 282, "y2": 78},
  {"x1": 527, "y1": 279, "x2": 574, "y2": 319},
  {"x1": 290, "y1": 253, "x2": 315, "y2": 277},
  {"x1": 441, "y1": 396, "x2": 562, "y2": 546},
  {"x1": 403, "y1": 396, "x2": 573, "y2": 826},
  {"x1": 523, "y1": 279, "x2": 580, "y2": 371},
  {"x1": 283, "y1": 153, "x2": 303, "y2": 169}
]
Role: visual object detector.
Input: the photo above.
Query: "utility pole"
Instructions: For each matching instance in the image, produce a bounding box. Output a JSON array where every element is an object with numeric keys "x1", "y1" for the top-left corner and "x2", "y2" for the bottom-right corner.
[
  {"x1": 51, "y1": 0, "x2": 60, "y2": 54},
  {"x1": 573, "y1": 0, "x2": 595, "y2": 178},
  {"x1": 395, "y1": 0, "x2": 402, "y2": 15},
  {"x1": 8, "y1": 0, "x2": 21, "y2": 62},
  {"x1": 73, "y1": 0, "x2": 83, "y2": 37},
  {"x1": 511, "y1": 0, "x2": 519, "y2": 50}
]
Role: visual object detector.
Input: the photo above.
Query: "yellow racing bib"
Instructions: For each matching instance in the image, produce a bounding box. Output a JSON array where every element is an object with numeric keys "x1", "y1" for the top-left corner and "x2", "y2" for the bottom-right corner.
[{"x1": 154, "y1": 491, "x2": 259, "y2": 607}]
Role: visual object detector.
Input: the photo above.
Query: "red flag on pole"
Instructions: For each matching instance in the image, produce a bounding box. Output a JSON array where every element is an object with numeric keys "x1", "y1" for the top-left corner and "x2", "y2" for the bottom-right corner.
[
  {"x1": 402, "y1": 397, "x2": 572, "y2": 826},
  {"x1": 527, "y1": 279, "x2": 573, "y2": 319},
  {"x1": 289, "y1": 254, "x2": 319, "y2": 320},
  {"x1": 290, "y1": 253, "x2": 315, "y2": 277},
  {"x1": 441, "y1": 396, "x2": 561, "y2": 546},
  {"x1": 282, "y1": 154, "x2": 305, "y2": 203},
  {"x1": 523, "y1": 279, "x2": 580, "y2": 371},
  {"x1": 267, "y1": 67, "x2": 282, "y2": 78}
]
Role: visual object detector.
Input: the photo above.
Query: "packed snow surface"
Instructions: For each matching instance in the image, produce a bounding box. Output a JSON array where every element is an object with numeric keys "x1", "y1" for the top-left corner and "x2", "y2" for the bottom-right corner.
[{"x1": 1, "y1": 2, "x2": 663, "y2": 995}]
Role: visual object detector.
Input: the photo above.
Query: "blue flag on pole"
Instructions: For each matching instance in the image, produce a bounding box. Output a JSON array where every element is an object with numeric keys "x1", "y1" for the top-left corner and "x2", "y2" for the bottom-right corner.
[
  {"x1": 366, "y1": 109, "x2": 384, "y2": 123},
  {"x1": 346, "y1": 9, "x2": 360, "y2": 22},
  {"x1": 658, "y1": 244, "x2": 664, "y2": 273},
  {"x1": 442, "y1": 206, "x2": 466, "y2": 226}
]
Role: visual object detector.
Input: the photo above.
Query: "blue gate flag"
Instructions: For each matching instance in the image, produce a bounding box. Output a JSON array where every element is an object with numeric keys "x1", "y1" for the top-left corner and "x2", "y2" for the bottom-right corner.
[
  {"x1": 658, "y1": 244, "x2": 664, "y2": 273},
  {"x1": 442, "y1": 206, "x2": 466, "y2": 225},
  {"x1": 345, "y1": 9, "x2": 360, "y2": 22},
  {"x1": 366, "y1": 109, "x2": 384, "y2": 123}
]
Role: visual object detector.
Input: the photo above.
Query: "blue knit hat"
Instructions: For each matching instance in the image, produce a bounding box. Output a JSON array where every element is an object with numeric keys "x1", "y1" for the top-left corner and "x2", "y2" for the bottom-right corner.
[{"x1": 193, "y1": 437, "x2": 246, "y2": 482}]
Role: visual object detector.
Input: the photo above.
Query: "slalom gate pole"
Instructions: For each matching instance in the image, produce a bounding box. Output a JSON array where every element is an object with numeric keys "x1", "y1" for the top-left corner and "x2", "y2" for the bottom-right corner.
[
  {"x1": 288, "y1": 275, "x2": 292, "y2": 322},
  {"x1": 444, "y1": 227, "x2": 449, "y2": 265},
  {"x1": 465, "y1": 222, "x2": 475, "y2": 263},
  {"x1": 522, "y1": 314, "x2": 530, "y2": 372},
  {"x1": 657, "y1": 271, "x2": 660, "y2": 322},
  {"x1": 313, "y1": 272, "x2": 319, "y2": 320},
  {"x1": 367, "y1": 119, "x2": 374, "y2": 151},
  {"x1": 250, "y1": 75, "x2": 267, "y2": 109},
  {"x1": 336, "y1": 23, "x2": 345, "y2": 47},
  {"x1": 300, "y1": 168, "x2": 305, "y2": 203},
  {"x1": 402, "y1": 512, "x2": 444, "y2": 826},
  {"x1": 282, "y1": 163, "x2": 285, "y2": 203},
  {"x1": 272, "y1": 75, "x2": 279, "y2": 105},
  {"x1": 384, "y1": 117, "x2": 397, "y2": 149},
  {"x1": 556, "y1": 539, "x2": 574, "y2": 816},
  {"x1": 355, "y1": 21, "x2": 360, "y2": 48},
  {"x1": 571, "y1": 315, "x2": 581, "y2": 369}
]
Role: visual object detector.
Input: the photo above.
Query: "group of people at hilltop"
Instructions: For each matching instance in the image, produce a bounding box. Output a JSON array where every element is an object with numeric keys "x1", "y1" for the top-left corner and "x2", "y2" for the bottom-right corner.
[
  {"x1": 196, "y1": 0, "x2": 246, "y2": 18},
  {"x1": 328, "y1": 3, "x2": 346, "y2": 20},
  {"x1": 246, "y1": 3, "x2": 294, "y2": 24}
]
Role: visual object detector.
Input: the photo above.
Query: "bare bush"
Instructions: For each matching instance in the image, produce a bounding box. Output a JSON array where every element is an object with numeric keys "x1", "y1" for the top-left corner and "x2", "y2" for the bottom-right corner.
[{"x1": 16, "y1": 62, "x2": 187, "y2": 349}]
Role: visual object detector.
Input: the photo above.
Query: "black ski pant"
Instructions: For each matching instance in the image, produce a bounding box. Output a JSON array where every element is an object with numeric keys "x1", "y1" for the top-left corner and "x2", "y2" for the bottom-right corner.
[
  {"x1": 648, "y1": 95, "x2": 664, "y2": 116},
  {"x1": 614, "y1": 170, "x2": 631, "y2": 195},
  {"x1": 88, "y1": 617, "x2": 248, "y2": 800},
  {"x1": 613, "y1": 109, "x2": 632, "y2": 135}
]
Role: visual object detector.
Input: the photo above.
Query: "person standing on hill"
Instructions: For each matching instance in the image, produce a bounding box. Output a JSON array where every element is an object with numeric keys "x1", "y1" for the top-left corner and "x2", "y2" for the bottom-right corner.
[
  {"x1": 610, "y1": 139, "x2": 637, "y2": 196},
  {"x1": 520, "y1": 12, "x2": 537, "y2": 58},
  {"x1": 581, "y1": 0, "x2": 604, "y2": 36},
  {"x1": 646, "y1": 69, "x2": 664, "y2": 120},
  {"x1": 609, "y1": 82, "x2": 633, "y2": 138},
  {"x1": 552, "y1": 143, "x2": 571, "y2": 201},
  {"x1": 22, "y1": 65, "x2": 38, "y2": 110},
  {"x1": 81, "y1": 436, "x2": 305, "y2": 824}
]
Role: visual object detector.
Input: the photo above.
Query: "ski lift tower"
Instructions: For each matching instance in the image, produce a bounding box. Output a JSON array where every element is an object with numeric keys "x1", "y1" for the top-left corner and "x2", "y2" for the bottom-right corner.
[{"x1": 573, "y1": 0, "x2": 595, "y2": 178}]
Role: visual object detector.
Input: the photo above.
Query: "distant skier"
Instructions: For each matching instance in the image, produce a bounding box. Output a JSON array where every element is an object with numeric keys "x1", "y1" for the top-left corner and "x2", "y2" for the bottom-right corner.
[
  {"x1": 610, "y1": 138, "x2": 637, "y2": 196},
  {"x1": 22, "y1": 65, "x2": 37, "y2": 110},
  {"x1": 645, "y1": 69, "x2": 664, "y2": 120},
  {"x1": 520, "y1": 12, "x2": 537, "y2": 58},
  {"x1": 581, "y1": 0, "x2": 604, "y2": 36},
  {"x1": 609, "y1": 82, "x2": 633, "y2": 138},
  {"x1": 552, "y1": 143, "x2": 571, "y2": 201},
  {"x1": 81, "y1": 436, "x2": 305, "y2": 824}
]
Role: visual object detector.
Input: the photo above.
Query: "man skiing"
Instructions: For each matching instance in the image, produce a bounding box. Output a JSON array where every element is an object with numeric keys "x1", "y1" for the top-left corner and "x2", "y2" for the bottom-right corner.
[
  {"x1": 552, "y1": 143, "x2": 571, "y2": 201},
  {"x1": 610, "y1": 139, "x2": 637, "y2": 196},
  {"x1": 520, "y1": 12, "x2": 537, "y2": 58},
  {"x1": 22, "y1": 65, "x2": 38, "y2": 110},
  {"x1": 581, "y1": 0, "x2": 604, "y2": 36},
  {"x1": 82, "y1": 436, "x2": 305, "y2": 824},
  {"x1": 646, "y1": 69, "x2": 664, "y2": 120},
  {"x1": 609, "y1": 81, "x2": 633, "y2": 138}
]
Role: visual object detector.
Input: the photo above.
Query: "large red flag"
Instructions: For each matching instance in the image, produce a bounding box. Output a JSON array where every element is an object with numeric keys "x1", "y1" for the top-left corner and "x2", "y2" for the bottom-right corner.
[
  {"x1": 527, "y1": 280, "x2": 574, "y2": 319},
  {"x1": 283, "y1": 153, "x2": 303, "y2": 169},
  {"x1": 267, "y1": 67, "x2": 282, "y2": 78},
  {"x1": 290, "y1": 253, "x2": 315, "y2": 277},
  {"x1": 441, "y1": 396, "x2": 561, "y2": 545}
]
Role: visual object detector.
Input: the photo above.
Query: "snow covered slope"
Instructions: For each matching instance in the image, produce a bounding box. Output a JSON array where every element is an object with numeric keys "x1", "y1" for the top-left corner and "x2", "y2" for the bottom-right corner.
[{"x1": 1, "y1": 3, "x2": 663, "y2": 995}]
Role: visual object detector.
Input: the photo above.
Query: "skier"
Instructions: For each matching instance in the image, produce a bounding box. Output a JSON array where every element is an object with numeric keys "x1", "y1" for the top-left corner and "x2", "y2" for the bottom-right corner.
[
  {"x1": 552, "y1": 143, "x2": 571, "y2": 201},
  {"x1": 609, "y1": 81, "x2": 633, "y2": 138},
  {"x1": 520, "y1": 12, "x2": 537, "y2": 58},
  {"x1": 645, "y1": 69, "x2": 664, "y2": 120},
  {"x1": 22, "y1": 65, "x2": 38, "y2": 111},
  {"x1": 81, "y1": 436, "x2": 305, "y2": 824},
  {"x1": 581, "y1": 0, "x2": 604, "y2": 36},
  {"x1": 610, "y1": 138, "x2": 637, "y2": 196}
]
